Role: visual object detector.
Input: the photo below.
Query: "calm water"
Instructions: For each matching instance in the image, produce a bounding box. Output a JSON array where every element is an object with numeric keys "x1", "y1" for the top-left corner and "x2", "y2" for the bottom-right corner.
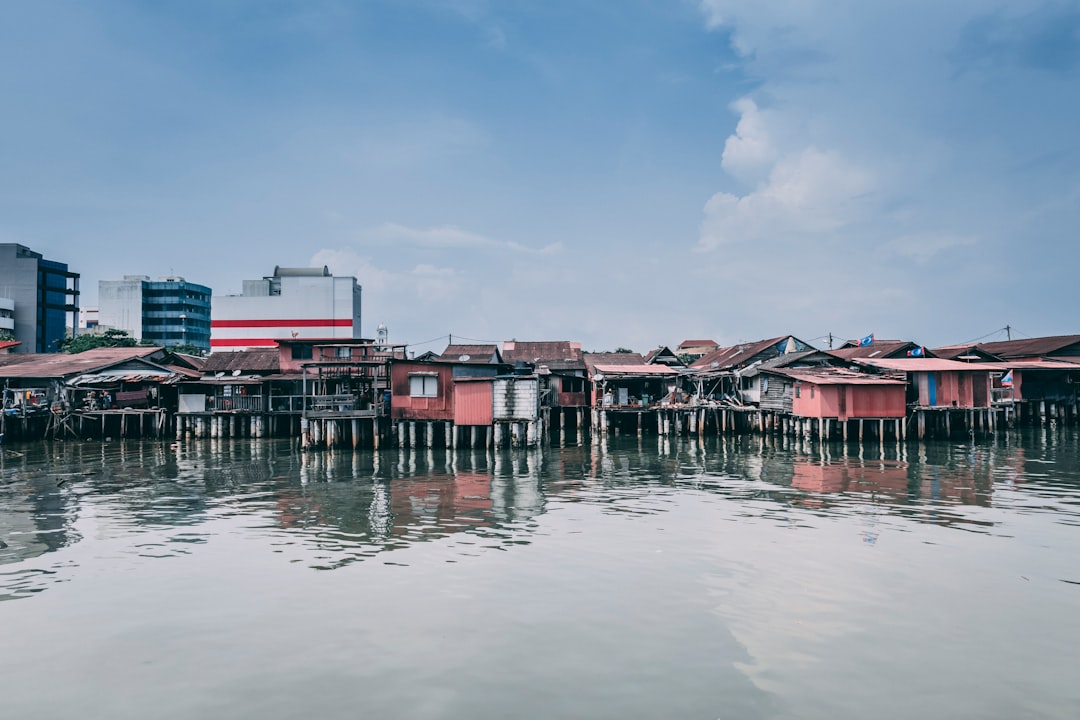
[{"x1": 2, "y1": 431, "x2": 1079, "y2": 720}]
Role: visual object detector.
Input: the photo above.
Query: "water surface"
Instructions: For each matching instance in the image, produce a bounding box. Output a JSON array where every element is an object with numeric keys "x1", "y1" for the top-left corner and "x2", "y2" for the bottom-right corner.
[{"x1": 2, "y1": 431, "x2": 1079, "y2": 719}]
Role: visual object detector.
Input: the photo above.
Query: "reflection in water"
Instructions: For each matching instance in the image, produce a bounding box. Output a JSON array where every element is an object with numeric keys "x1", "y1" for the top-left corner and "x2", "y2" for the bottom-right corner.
[
  {"x1": 2, "y1": 433, "x2": 1080, "y2": 719},
  {"x1": 3, "y1": 432, "x2": 1080, "y2": 598}
]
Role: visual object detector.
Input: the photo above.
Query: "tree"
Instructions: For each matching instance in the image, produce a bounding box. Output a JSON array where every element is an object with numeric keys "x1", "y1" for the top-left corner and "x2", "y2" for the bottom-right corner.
[
  {"x1": 60, "y1": 328, "x2": 137, "y2": 353},
  {"x1": 168, "y1": 342, "x2": 208, "y2": 357},
  {"x1": 0, "y1": 330, "x2": 13, "y2": 342}
]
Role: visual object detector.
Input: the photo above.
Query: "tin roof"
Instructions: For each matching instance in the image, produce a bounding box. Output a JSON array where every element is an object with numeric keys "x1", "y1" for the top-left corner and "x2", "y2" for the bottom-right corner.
[
  {"x1": 0, "y1": 347, "x2": 168, "y2": 379},
  {"x1": 676, "y1": 339, "x2": 718, "y2": 350},
  {"x1": 583, "y1": 352, "x2": 645, "y2": 371},
  {"x1": 691, "y1": 336, "x2": 812, "y2": 371},
  {"x1": 854, "y1": 358, "x2": 996, "y2": 372},
  {"x1": 828, "y1": 341, "x2": 932, "y2": 359},
  {"x1": 0, "y1": 340, "x2": 20, "y2": 352},
  {"x1": 501, "y1": 341, "x2": 585, "y2": 370},
  {"x1": 768, "y1": 368, "x2": 906, "y2": 386},
  {"x1": 591, "y1": 364, "x2": 680, "y2": 377},
  {"x1": 931, "y1": 344, "x2": 1004, "y2": 361},
  {"x1": 439, "y1": 344, "x2": 502, "y2": 364},
  {"x1": 978, "y1": 335, "x2": 1080, "y2": 359},
  {"x1": 201, "y1": 349, "x2": 280, "y2": 374}
]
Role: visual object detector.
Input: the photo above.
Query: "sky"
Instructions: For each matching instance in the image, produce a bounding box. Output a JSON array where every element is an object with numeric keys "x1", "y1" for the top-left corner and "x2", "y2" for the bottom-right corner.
[{"x1": 2, "y1": 0, "x2": 1078, "y2": 355}]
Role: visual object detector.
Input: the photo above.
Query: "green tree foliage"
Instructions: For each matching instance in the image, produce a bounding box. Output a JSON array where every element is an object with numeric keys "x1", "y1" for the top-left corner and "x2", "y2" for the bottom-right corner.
[
  {"x1": 0, "y1": 330, "x2": 14, "y2": 342},
  {"x1": 168, "y1": 342, "x2": 208, "y2": 357},
  {"x1": 60, "y1": 328, "x2": 137, "y2": 353}
]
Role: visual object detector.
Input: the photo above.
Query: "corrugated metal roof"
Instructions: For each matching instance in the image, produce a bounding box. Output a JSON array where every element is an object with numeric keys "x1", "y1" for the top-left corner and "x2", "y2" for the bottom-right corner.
[
  {"x1": 691, "y1": 336, "x2": 812, "y2": 371},
  {"x1": 0, "y1": 347, "x2": 168, "y2": 379},
  {"x1": 931, "y1": 344, "x2": 1004, "y2": 361},
  {"x1": 69, "y1": 370, "x2": 175, "y2": 386},
  {"x1": 978, "y1": 335, "x2": 1080, "y2": 359},
  {"x1": 768, "y1": 368, "x2": 905, "y2": 385},
  {"x1": 583, "y1": 352, "x2": 645, "y2": 370},
  {"x1": 201, "y1": 349, "x2": 280, "y2": 373},
  {"x1": 501, "y1": 340, "x2": 585, "y2": 370},
  {"x1": 676, "y1": 340, "x2": 718, "y2": 350},
  {"x1": 828, "y1": 341, "x2": 932, "y2": 359},
  {"x1": 591, "y1": 364, "x2": 680, "y2": 376},
  {"x1": 439, "y1": 344, "x2": 502, "y2": 364},
  {"x1": 854, "y1": 358, "x2": 995, "y2": 372}
]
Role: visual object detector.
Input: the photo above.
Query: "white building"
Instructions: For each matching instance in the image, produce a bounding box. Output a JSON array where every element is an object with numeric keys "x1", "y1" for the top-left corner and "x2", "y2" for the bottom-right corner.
[
  {"x1": 211, "y1": 266, "x2": 362, "y2": 350},
  {"x1": 99, "y1": 275, "x2": 213, "y2": 351}
]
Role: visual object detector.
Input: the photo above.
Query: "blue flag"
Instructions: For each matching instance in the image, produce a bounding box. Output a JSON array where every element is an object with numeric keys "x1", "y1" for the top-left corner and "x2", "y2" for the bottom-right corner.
[
  {"x1": 907, "y1": 346, "x2": 925, "y2": 357},
  {"x1": 858, "y1": 333, "x2": 874, "y2": 347}
]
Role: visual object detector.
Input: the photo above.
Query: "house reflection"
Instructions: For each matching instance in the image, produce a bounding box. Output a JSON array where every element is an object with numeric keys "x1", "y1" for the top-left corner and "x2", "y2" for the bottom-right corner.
[{"x1": 787, "y1": 450, "x2": 996, "y2": 511}]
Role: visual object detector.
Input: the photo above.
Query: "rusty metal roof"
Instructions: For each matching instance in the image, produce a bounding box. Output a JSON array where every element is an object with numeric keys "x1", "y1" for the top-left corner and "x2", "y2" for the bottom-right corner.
[
  {"x1": 201, "y1": 349, "x2": 280, "y2": 374},
  {"x1": 501, "y1": 340, "x2": 585, "y2": 370},
  {"x1": 931, "y1": 344, "x2": 1004, "y2": 361},
  {"x1": 854, "y1": 358, "x2": 996, "y2": 372},
  {"x1": 768, "y1": 368, "x2": 906, "y2": 385},
  {"x1": 583, "y1": 352, "x2": 645, "y2": 371},
  {"x1": 828, "y1": 341, "x2": 932, "y2": 359},
  {"x1": 0, "y1": 347, "x2": 169, "y2": 379},
  {"x1": 439, "y1": 344, "x2": 502, "y2": 364},
  {"x1": 691, "y1": 336, "x2": 812, "y2": 371},
  {"x1": 591, "y1": 363, "x2": 680, "y2": 377},
  {"x1": 676, "y1": 339, "x2": 718, "y2": 350},
  {"x1": 978, "y1": 335, "x2": 1080, "y2": 359}
]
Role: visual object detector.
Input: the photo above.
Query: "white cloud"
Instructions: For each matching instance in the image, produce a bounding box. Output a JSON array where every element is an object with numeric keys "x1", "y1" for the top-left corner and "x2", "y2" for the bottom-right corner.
[
  {"x1": 720, "y1": 98, "x2": 778, "y2": 185},
  {"x1": 700, "y1": 145, "x2": 874, "y2": 249},
  {"x1": 309, "y1": 248, "x2": 397, "y2": 295},
  {"x1": 884, "y1": 233, "x2": 977, "y2": 263},
  {"x1": 369, "y1": 222, "x2": 562, "y2": 255},
  {"x1": 411, "y1": 263, "x2": 463, "y2": 302}
]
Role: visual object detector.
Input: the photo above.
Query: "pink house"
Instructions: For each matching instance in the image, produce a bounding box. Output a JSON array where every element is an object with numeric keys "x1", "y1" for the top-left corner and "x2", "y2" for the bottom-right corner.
[{"x1": 778, "y1": 369, "x2": 907, "y2": 421}]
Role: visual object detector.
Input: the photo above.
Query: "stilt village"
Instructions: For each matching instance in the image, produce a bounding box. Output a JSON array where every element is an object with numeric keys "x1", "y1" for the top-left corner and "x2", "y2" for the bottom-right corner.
[{"x1": 4, "y1": 330, "x2": 1080, "y2": 451}]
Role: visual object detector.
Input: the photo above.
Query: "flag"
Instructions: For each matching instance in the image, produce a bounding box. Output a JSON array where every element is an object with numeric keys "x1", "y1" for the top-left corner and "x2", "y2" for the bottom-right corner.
[
  {"x1": 1001, "y1": 369, "x2": 1014, "y2": 386},
  {"x1": 907, "y1": 346, "x2": 925, "y2": 357},
  {"x1": 858, "y1": 333, "x2": 874, "y2": 347}
]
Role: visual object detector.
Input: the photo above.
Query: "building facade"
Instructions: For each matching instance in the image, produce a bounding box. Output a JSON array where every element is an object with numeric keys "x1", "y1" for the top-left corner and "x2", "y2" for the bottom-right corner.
[
  {"x1": 210, "y1": 266, "x2": 362, "y2": 350},
  {"x1": 0, "y1": 243, "x2": 80, "y2": 353},
  {"x1": 98, "y1": 276, "x2": 212, "y2": 352}
]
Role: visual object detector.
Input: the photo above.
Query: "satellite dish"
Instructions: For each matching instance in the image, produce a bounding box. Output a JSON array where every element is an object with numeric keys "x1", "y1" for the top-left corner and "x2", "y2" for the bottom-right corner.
[
  {"x1": 459, "y1": 354, "x2": 471, "y2": 362},
  {"x1": 594, "y1": 373, "x2": 605, "y2": 382},
  {"x1": 232, "y1": 369, "x2": 242, "y2": 376},
  {"x1": 215, "y1": 372, "x2": 225, "y2": 378},
  {"x1": 711, "y1": 361, "x2": 720, "y2": 368}
]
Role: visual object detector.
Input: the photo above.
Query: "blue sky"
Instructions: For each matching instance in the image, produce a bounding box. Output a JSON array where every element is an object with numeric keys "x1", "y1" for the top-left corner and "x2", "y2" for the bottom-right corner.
[{"x1": 2, "y1": 1, "x2": 1078, "y2": 353}]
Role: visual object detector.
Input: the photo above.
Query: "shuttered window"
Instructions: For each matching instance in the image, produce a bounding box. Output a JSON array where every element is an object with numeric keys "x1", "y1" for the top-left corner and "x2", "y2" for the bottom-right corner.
[{"x1": 409, "y1": 375, "x2": 438, "y2": 397}]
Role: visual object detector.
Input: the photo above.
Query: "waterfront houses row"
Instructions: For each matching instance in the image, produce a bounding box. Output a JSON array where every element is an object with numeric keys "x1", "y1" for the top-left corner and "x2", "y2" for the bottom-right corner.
[{"x1": 3, "y1": 333, "x2": 1080, "y2": 448}]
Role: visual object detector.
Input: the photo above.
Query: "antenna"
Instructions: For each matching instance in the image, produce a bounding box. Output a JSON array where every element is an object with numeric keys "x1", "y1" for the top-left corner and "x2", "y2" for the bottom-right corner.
[{"x1": 1005, "y1": 324, "x2": 1011, "y2": 341}]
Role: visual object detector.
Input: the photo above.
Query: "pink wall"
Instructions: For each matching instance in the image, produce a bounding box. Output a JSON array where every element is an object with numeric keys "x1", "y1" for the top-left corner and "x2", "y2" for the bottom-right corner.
[
  {"x1": 390, "y1": 361, "x2": 455, "y2": 420},
  {"x1": 915, "y1": 371, "x2": 992, "y2": 408},
  {"x1": 792, "y1": 383, "x2": 906, "y2": 420},
  {"x1": 454, "y1": 380, "x2": 493, "y2": 425}
]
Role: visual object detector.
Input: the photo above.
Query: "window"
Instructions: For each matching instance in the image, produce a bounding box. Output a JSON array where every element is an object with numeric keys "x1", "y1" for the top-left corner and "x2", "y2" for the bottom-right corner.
[
  {"x1": 810, "y1": 386, "x2": 815, "y2": 399},
  {"x1": 795, "y1": 385, "x2": 801, "y2": 398},
  {"x1": 335, "y1": 346, "x2": 351, "y2": 359},
  {"x1": 292, "y1": 345, "x2": 313, "y2": 360},
  {"x1": 409, "y1": 375, "x2": 438, "y2": 397}
]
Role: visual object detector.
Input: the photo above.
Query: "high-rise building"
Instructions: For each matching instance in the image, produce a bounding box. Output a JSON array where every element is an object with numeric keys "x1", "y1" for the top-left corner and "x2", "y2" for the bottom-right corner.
[
  {"x1": 0, "y1": 243, "x2": 80, "y2": 353},
  {"x1": 211, "y1": 266, "x2": 361, "y2": 350},
  {"x1": 97, "y1": 275, "x2": 212, "y2": 352}
]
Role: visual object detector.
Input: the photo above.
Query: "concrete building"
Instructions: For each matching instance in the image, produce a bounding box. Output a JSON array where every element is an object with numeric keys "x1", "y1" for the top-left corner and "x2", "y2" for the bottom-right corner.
[
  {"x1": 211, "y1": 266, "x2": 361, "y2": 350},
  {"x1": 78, "y1": 307, "x2": 99, "y2": 331},
  {"x1": 0, "y1": 243, "x2": 80, "y2": 353},
  {"x1": 0, "y1": 296, "x2": 14, "y2": 337},
  {"x1": 98, "y1": 276, "x2": 212, "y2": 352}
]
